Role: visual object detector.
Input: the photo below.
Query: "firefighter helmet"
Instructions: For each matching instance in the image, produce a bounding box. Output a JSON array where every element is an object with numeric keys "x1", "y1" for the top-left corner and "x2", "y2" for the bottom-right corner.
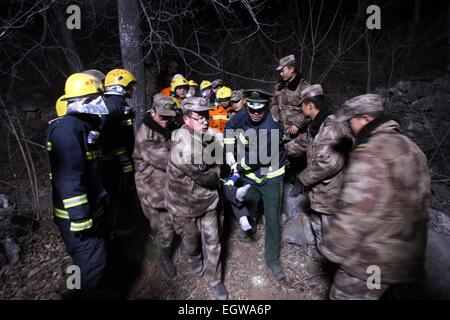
[
  {"x1": 200, "y1": 80, "x2": 212, "y2": 91},
  {"x1": 189, "y1": 80, "x2": 199, "y2": 87},
  {"x1": 170, "y1": 76, "x2": 189, "y2": 92},
  {"x1": 63, "y1": 73, "x2": 104, "y2": 100},
  {"x1": 55, "y1": 95, "x2": 68, "y2": 117},
  {"x1": 216, "y1": 86, "x2": 232, "y2": 100},
  {"x1": 104, "y1": 68, "x2": 137, "y2": 88}
]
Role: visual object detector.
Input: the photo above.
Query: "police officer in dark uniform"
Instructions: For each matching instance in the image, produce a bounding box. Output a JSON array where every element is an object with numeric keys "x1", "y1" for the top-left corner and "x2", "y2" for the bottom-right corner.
[
  {"x1": 47, "y1": 73, "x2": 109, "y2": 297},
  {"x1": 102, "y1": 69, "x2": 139, "y2": 260},
  {"x1": 224, "y1": 89, "x2": 287, "y2": 281}
]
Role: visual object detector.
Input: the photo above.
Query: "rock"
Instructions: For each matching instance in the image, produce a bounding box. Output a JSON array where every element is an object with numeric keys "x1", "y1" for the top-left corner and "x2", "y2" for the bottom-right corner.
[
  {"x1": 420, "y1": 229, "x2": 450, "y2": 298},
  {"x1": 281, "y1": 182, "x2": 308, "y2": 223},
  {"x1": 432, "y1": 74, "x2": 450, "y2": 93},
  {"x1": 1, "y1": 237, "x2": 21, "y2": 265},
  {"x1": 428, "y1": 209, "x2": 450, "y2": 237},
  {"x1": 282, "y1": 213, "x2": 315, "y2": 246},
  {"x1": 395, "y1": 80, "x2": 433, "y2": 101},
  {"x1": 0, "y1": 194, "x2": 9, "y2": 209}
]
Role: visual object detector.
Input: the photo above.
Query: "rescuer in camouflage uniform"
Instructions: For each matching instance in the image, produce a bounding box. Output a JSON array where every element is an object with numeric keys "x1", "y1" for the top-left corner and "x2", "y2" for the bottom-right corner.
[
  {"x1": 165, "y1": 97, "x2": 228, "y2": 300},
  {"x1": 285, "y1": 84, "x2": 350, "y2": 247},
  {"x1": 133, "y1": 94, "x2": 178, "y2": 279},
  {"x1": 319, "y1": 94, "x2": 431, "y2": 300},
  {"x1": 271, "y1": 54, "x2": 310, "y2": 139}
]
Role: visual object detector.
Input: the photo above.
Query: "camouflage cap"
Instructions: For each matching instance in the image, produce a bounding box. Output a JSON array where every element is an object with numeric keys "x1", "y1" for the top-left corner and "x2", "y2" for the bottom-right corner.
[
  {"x1": 152, "y1": 93, "x2": 177, "y2": 117},
  {"x1": 299, "y1": 84, "x2": 324, "y2": 104},
  {"x1": 276, "y1": 54, "x2": 296, "y2": 71},
  {"x1": 180, "y1": 97, "x2": 212, "y2": 113},
  {"x1": 211, "y1": 79, "x2": 224, "y2": 89},
  {"x1": 230, "y1": 89, "x2": 244, "y2": 102},
  {"x1": 337, "y1": 94, "x2": 384, "y2": 122}
]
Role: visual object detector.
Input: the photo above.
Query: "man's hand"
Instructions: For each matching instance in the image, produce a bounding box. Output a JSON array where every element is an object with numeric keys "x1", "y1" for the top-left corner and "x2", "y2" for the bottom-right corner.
[{"x1": 287, "y1": 125, "x2": 299, "y2": 136}]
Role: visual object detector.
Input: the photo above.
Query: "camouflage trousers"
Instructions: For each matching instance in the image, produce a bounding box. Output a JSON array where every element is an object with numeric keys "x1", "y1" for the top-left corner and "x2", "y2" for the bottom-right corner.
[
  {"x1": 309, "y1": 210, "x2": 331, "y2": 248},
  {"x1": 329, "y1": 269, "x2": 390, "y2": 300},
  {"x1": 172, "y1": 209, "x2": 223, "y2": 287},
  {"x1": 142, "y1": 205, "x2": 175, "y2": 249}
]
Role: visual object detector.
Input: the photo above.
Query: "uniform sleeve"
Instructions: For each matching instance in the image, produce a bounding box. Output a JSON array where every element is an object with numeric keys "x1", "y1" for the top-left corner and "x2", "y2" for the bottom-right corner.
[
  {"x1": 299, "y1": 124, "x2": 346, "y2": 187},
  {"x1": 50, "y1": 124, "x2": 91, "y2": 222},
  {"x1": 270, "y1": 93, "x2": 280, "y2": 121},
  {"x1": 318, "y1": 148, "x2": 387, "y2": 264},
  {"x1": 117, "y1": 111, "x2": 135, "y2": 174},
  {"x1": 292, "y1": 112, "x2": 310, "y2": 130},
  {"x1": 171, "y1": 136, "x2": 220, "y2": 188},
  {"x1": 133, "y1": 127, "x2": 170, "y2": 172},
  {"x1": 285, "y1": 132, "x2": 307, "y2": 156}
]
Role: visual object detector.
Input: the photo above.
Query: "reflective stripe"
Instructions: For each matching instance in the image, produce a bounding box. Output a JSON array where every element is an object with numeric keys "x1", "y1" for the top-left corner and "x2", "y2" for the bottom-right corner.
[
  {"x1": 121, "y1": 119, "x2": 133, "y2": 126},
  {"x1": 244, "y1": 165, "x2": 285, "y2": 184},
  {"x1": 53, "y1": 205, "x2": 104, "y2": 220},
  {"x1": 54, "y1": 207, "x2": 69, "y2": 219},
  {"x1": 47, "y1": 141, "x2": 52, "y2": 151},
  {"x1": 223, "y1": 138, "x2": 236, "y2": 145},
  {"x1": 244, "y1": 172, "x2": 264, "y2": 184},
  {"x1": 212, "y1": 115, "x2": 228, "y2": 120},
  {"x1": 266, "y1": 165, "x2": 285, "y2": 179},
  {"x1": 123, "y1": 164, "x2": 134, "y2": 173},
  {"x1": 240, "y1": 157, "x2": 251, "y2": 171},
  {"x1": 49, "y1": 173, "x2": 52, "y2": 180},
  {"x1": 113, "y1": 147, "x2": 127, "y2": 156},
  {"x1": 63, "y1": 194, "x2": 88, "y2": 209},
  {"x1": 102, "y1": 154, "x2": 115, "y2": 161},
  {"x1": 356, "y1": 143, "x2": 367, "y2": 149},
  {"x1": 85, "y1": 150, "x2": 102, "y2": 160},
  {"x1": 238, "y1": 133, "x2": 249, "y2": 145},
  {"x1": 70, "y1": 219, "x2": 93, "y2": 232}
]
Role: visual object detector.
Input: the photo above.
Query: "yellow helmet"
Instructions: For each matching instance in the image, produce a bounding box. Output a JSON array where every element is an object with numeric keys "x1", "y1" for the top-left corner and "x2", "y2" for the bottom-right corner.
[
  {"x1": 188, "y1": 80, "x2": 199, "y2": 87},
  {"x1": 216, "y1": 86, "x2": 232, "y2": 100},
  {"x1": 200, "y1": 80, "x2": 212, "y2": 91},
  {"x1": 104, "y1": 68, "x2": 137, "y2": 88},
  {"x1": 63, "y1": 73, "x2": 104, "y2": 100},
  {"x1": 55, "y1": 95, "x2": 68, "y2": 117},
  {"x1": 170, "y1": 76, "x2": 189, "y2": 92}
]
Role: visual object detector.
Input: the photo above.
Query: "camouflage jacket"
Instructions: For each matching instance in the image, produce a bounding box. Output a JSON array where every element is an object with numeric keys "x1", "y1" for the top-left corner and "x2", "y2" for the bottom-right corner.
[
  {"x1": 165, "y1": 126, "x2": 223, "y2": 217},
  {"x1": 319, "y1": 119, "x2": 431, "y2": 284},
  {"x1": 133, "y1": 116, "x2": 173, "y2": 209},
  {"x1": 270, "y1": 75, "x2": 310, "y2": 134},
  {"x1": 285, "y1": 112, "x2": 349, "y2": 214}
]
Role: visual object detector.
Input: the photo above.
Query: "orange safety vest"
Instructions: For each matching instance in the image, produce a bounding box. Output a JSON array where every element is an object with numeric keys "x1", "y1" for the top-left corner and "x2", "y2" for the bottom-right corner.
[{"x1": 209, "y1": 106, "x2": 231, "y2": 133}]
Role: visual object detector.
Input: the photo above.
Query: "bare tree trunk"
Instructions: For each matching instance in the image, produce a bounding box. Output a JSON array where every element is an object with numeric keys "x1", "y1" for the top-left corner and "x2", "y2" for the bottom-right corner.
[
  {"x1": 366, "y1": 32, "x2": 372, "y2": 93},
  {"x1": 52, "y1": 4, "x2": 83, "y2": 74},
  {"x1": 117, "y1": 0, "x2": 146, "y2": 129}
]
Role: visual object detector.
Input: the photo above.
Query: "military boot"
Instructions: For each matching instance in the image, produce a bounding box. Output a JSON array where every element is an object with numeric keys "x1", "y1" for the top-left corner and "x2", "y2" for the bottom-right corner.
[
  {"x1": 268, "y1": 263, "x2": 286, "y2": 281},
  {"x1": 211, "y1": 283, "x2": 228, "y2": 300},
  {"x1": 159, "y1": 247, "x2": 176, "y2": 279},
  {"x1": 191, "y1": 259, "x2": 204, "y2": 277}
]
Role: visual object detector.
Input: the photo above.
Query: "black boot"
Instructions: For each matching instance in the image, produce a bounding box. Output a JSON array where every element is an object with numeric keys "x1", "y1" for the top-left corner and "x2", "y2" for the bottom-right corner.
[
  {"x1": 159, "y1": 247, "x2": 176, "y2": 279},
  {"x1": 211, "y1": 283, "x2": 228, "y2": 300}
]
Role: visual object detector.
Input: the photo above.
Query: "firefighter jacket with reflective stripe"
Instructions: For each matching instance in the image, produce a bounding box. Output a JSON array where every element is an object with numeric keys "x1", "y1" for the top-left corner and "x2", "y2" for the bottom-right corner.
[
  {"x1": 102, "y1": 95, "x2": 135, "y2": 174},
  {"x1": 47, "y1": 114, "x2": 107, "y2": 222},
  {"x1": 209, "y1": 105, "x2": 231, "y2": 133},
  {"x1": 224, "y1": 109, "x2": 286, "y2": 185}
]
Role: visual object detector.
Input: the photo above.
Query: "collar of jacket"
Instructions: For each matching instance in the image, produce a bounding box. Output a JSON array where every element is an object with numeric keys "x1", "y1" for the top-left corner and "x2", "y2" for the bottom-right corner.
[
  {"x1": 143, "y1": 113, "x2": 172, "y2": 140},
  {"x1": 277, "y1": 73, "x2": 303, "y2": 91},
  {"x1": 308, "y1": 108, "x2": 332, "y2": 138},
  {"x1": 354, "y1": 114, "x2": 399, "y2": 147}
]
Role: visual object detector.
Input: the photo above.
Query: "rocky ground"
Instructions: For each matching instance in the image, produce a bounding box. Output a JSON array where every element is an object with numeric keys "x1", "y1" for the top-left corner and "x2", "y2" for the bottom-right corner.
[{"x1": 0, "y1": 211, "x2": 330, "y2": 300}]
